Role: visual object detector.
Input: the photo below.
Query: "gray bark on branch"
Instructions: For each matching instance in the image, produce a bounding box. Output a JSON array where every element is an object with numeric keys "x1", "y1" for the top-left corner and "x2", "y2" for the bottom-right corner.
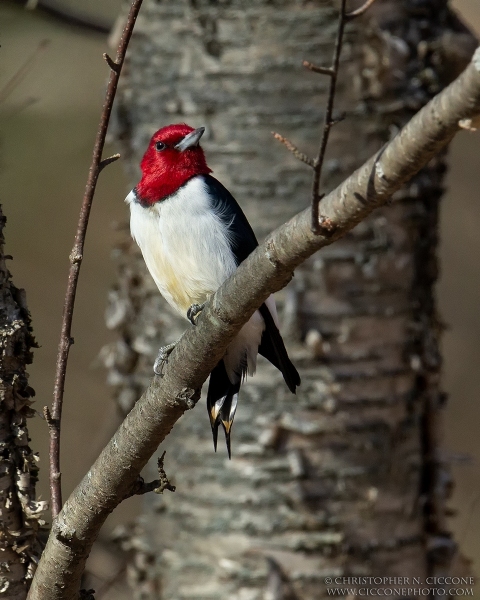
[{"x1": 27, "y1": 49, "x2": 480, "y2": 600}]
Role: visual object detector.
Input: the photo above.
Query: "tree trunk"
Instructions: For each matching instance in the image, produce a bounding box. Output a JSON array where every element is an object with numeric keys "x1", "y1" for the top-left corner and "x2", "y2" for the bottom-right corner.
[
  {"x1": 0, "y1": 207, "x2": 46, "y2": 599},
  {"x1": 106, "y1": 1, "x2": 476, "y2": 597}
]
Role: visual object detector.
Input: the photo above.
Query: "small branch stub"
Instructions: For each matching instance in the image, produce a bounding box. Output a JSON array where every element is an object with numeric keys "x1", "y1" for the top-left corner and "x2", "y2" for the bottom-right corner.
[
  {"x1": 127, "y1": 451, "x2": 176, "y2": 498},
  {"x1": 103, "y1": 53, "x2": 120, "y2": 73},
  {"x1": 155, "y1": 452, "x2": 176, "y2": 494},
  {"x1": 345, "y1": 0, "x2": 378, "y2": 20},
  {"x1": 69, "y1": 250, "x2": 83, "y2": 264},
  {"x1": 176, "y1": 387, "x2": 201, "y2": 410},
  {"x1": 43, "y1": 406, "x2": 55, "y2": 430},
  {"x1": 331, "y1": 111, "x2": 347, "y2": 126},
  {"x1": 302, "y1": 60, "x2": 334, "y2": 76},
  {"x1": 317, "y1": 215, "x2": 337, "y2": 237},
  {"x1": 272, "y1": 132, "x2": 315, "y2": 167},
  {"x1": 99, "y1": 153, "x2": 121, "y2": 172}
]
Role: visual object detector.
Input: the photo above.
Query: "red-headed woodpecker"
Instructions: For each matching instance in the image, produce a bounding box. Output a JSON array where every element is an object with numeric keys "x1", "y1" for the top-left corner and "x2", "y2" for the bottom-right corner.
[{"x1": 126, "y1": 123, "x2": 300, "y2": 457}]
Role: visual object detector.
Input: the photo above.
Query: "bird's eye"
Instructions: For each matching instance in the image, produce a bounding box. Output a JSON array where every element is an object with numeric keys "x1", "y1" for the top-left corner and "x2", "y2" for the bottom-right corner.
[{"x1": 155, "y1": 141, "x2": 166, "y2": 151}]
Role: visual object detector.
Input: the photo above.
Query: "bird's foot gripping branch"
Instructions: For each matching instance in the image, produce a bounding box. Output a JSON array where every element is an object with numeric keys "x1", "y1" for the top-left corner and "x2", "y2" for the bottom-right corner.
[{"x1": 153, "y1": 341, "x2": 178, "y2": 377}]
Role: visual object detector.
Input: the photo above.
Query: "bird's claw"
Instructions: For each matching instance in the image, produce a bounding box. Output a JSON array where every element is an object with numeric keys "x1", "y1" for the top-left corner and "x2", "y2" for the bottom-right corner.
[
  {"x1": 187, "y1": 302, "x2": 205, "y2": 326},
  {"x1": 153, "y1": 341, "x2": 178, "y2": 377}
]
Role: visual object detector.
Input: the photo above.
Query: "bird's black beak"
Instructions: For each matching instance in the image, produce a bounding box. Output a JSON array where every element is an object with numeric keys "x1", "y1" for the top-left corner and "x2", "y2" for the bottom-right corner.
[{"x1": 174, "y1": 127, "x2": 205, "y2": 151}]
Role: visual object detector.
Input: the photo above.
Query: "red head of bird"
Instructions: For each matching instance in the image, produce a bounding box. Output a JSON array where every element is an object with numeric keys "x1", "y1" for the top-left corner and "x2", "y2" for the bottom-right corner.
[{"x1": 136, "y1": 124, "x2": 212, "y2": 205}]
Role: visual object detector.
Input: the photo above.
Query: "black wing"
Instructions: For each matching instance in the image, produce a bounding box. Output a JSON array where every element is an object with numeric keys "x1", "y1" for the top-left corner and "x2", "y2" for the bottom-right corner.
[
  {"x1": 258, "y1": 304, "x2": 301, "y2": 394},
  {"x1": 202, "y1": 174, "x2": 258, "y2": 265},
  {"x1": 203, "y1": 174, "x2": 300, "y2": 457}
]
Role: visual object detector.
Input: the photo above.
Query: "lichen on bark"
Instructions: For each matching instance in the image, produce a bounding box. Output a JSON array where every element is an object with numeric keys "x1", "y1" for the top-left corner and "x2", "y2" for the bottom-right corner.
[{"x1": 0, "y1": 206, "x2": 46, "y2": 599}]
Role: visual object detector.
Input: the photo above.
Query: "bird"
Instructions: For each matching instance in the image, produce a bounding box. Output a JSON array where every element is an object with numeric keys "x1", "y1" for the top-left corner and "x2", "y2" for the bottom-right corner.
[{"x1": 126, "y1": 123, "x2": 300, "y2": 457}]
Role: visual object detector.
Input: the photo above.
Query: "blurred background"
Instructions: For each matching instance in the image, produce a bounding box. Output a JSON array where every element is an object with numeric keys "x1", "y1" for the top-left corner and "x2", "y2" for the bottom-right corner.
[{"x1": 1, "y1": 0, "x2": 479, "y2": 589}]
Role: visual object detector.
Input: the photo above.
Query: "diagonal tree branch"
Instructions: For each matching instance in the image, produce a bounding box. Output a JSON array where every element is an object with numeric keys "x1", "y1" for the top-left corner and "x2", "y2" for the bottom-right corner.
[
  {"x1": 27, "y1": 48, "x2": 480, "y2": 600},
  {"x1": 47, "y1": 0, "x2": 143, "y2": 519}
]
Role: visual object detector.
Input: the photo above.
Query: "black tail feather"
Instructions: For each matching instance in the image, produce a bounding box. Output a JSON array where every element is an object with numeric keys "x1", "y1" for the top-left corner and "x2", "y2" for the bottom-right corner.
[
  {"x1": 207, "y1": 361, "x2": 240, "y2": 458},
  {"x1": 258, "y1": 303, "x2": 301, "y2": 393},
  {"x1": 218, "y1": 392, "x2": 239, "y2": 459},
  {"x1": 211, "y1": 419, "x2": 220, "y2": 453},
  {"x1": 206, "y1": 304, "x2": 300, "y2": 457}
]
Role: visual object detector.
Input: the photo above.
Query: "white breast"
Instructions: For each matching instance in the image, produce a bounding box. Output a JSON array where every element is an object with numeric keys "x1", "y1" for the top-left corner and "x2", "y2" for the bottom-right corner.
[
  {"x1": 127, "y1": 176, "x2": 237, "y2": 316},
  {"x1": 127, "y1": 176, "x2": 280, "y2": 385}
]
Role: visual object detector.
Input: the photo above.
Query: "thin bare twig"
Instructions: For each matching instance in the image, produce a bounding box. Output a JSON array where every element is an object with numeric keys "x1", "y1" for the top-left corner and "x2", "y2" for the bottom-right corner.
[
  {"x1": 345, "y1": 0, "x2": 378, "y2": 20},
  {"x1": 48, "y1": 0, "x2": 143, "y2": 520},
  {"x1": 0, "y1": 39, "x2": 50, "y2": 105},
  {"x1": 272, "y1": 132, "x2": 315, "y2": 167},
  {"x1": 272, "y1": 39, "x2": 346, "y2": 173},
  {"x1": 103, "y1": 53, "x2": 120, "y2": 74},
  {"x1": 309, "y1": 0, "x2": 378, "y2": 233},
  {"x1": 274, "y1": 0, "x2": 352, "y2": 232},
  {"x1": 302, "y1": 60, "x2": 334, "y2": 76},
  {"x1": 43, "y1": 406, "x2": 55, "y2": 429},
  {"x1": 99, "y1": 153, "x2": 121, "y2": 172},
  {"x1": 310, "y1": 0, "x2": 347, "y2": 233},
  {"x1": 125, "y1": 452, "x2": 176, "y2": 499}
]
